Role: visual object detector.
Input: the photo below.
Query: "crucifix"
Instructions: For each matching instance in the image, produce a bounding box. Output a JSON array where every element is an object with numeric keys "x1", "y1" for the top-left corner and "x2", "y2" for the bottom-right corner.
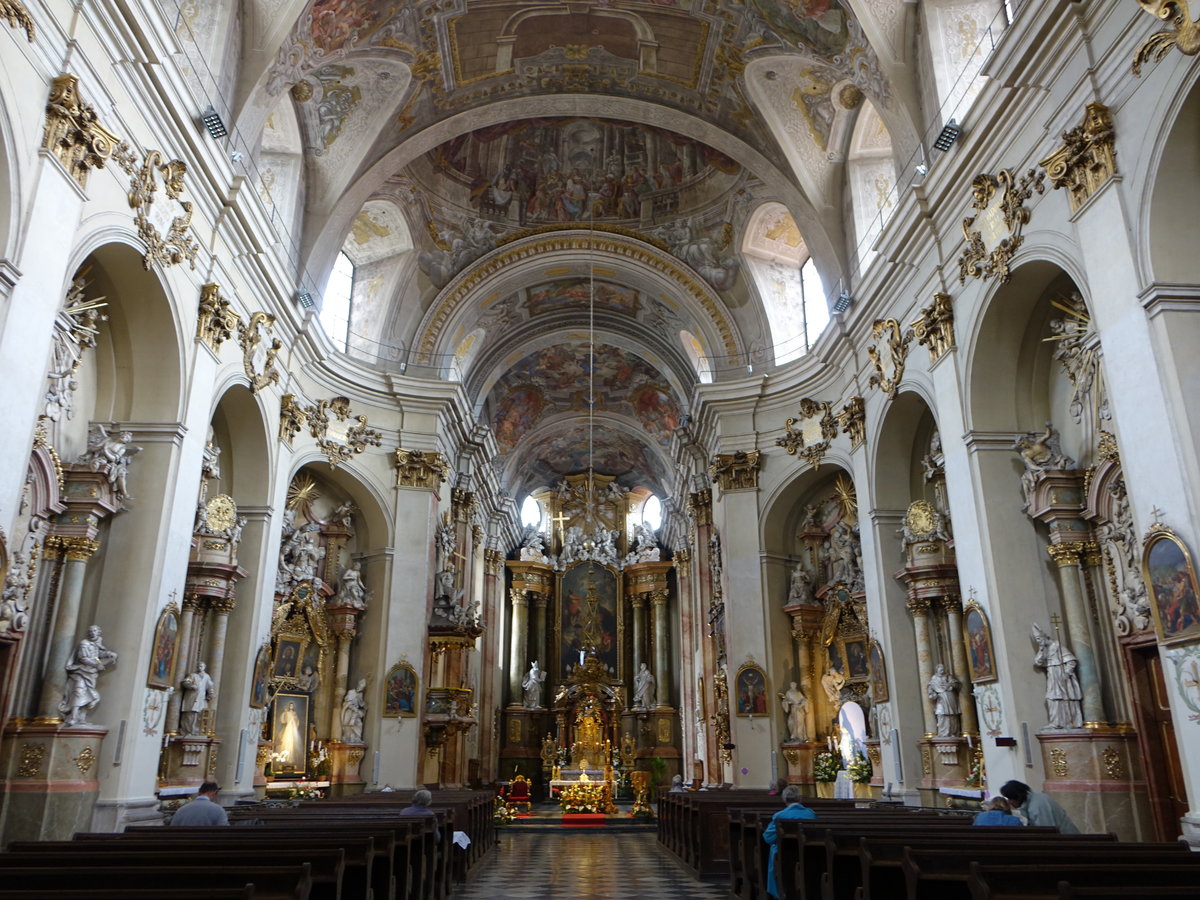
[{"x1": 551, "y1": 508, "x2": 569, "y2": 547}]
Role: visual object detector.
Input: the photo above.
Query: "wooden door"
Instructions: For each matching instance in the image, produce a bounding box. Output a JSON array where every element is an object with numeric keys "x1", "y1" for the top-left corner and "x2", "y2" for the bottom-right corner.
[{"x1": 1126, "y1": 642, "x2": 1189, "y2": 839}]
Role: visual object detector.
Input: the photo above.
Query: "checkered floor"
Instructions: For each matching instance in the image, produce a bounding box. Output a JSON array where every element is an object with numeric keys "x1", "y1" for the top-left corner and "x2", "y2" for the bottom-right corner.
[{"x1": 454, "y1": 831, "x2": 727, "y2": 899}]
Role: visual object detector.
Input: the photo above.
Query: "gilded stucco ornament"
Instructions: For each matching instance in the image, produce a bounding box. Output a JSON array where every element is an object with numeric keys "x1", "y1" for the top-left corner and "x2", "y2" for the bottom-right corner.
[
  {"x1": 1132, "y1": 1, "x2": 1200, "y2": 74},
  {"x1": 1, "y1": 1, "x2": 34, "y2": 41},
  {"x1": 708, "y1": 450, "x2": 761, "y2": 492},
  {"x1": 41, "y1": 75, "x2": 120, "y2": 189},
  {"x1": 279, "y1": 394, "x2": 307, "y2": 446},
  {"x1": 395, "y1": 449, "x2": 451, "y2": 489},
  {"x1": 836, "y1": 397, "x2": 866, "y2": 449},
  {"x1": 1040, "y1": 103, "x2": 1117, "y2": 213},
  {"x1": 305, "y1": 397, "x2": 383, "y2": 468},
  {"x1": 115, "y1": 147, "x2": 199, "y2": 270},
  {"x1": 196, "y1": 284, "x2": 240, "y2": 352},
  {"x1": 776, "y1": 399, "x2": 837, "y2": 469},
  {"x1": 866, "y1": 318, "x2": 912, "y2": 398},
  {"x1": 237, "y1": 311, "x2": 282, "y2": 393},
  {"x1": 910, "y1": 293, "x2": 955, "y2": 364},
  {"x1": 957, "y1": 169, "x2": 1045, "y2": 284}
]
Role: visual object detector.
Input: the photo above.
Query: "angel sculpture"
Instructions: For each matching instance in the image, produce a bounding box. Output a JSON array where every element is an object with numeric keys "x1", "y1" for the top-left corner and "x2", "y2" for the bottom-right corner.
[
  {"x1": 1013, "y1": 422, "x2": 1074, "y2": 505},
  {"x1": 79, "y1": 423, "x2": 142, "y2": 501}
]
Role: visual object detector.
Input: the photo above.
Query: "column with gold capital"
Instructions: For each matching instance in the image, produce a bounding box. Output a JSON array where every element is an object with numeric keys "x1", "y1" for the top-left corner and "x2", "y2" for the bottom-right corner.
[
  {"x1": 166, "y1": 593, "x2": 203, "y2": 734},
  {"x1": 906, "y1": 597, "x2": 938, "y2": 736},
  {"x1": 1047, "y1": 541, "x2": 1105, "y2": 724},
  {"x1": 327, "y1": 604, "x2": 360, "y2": 739},
  {"x1": 508, "y1": 589, "x2": 528, "y2": 706},
  {"x1": 651, "y1": 589, "x2": 670, "y2": 707},
  {"x1": 630, "y1": 597, "x2": 646, "y2": 674},
  {"x1": 939, "y1": 596, "x2": 978, "y2": 735},
  {"x1": 205, "y1": 595, "x2": 237, "y2": 727},
  {"x1": 38, "y1": 536, "x2": 101, "y2": 717}
]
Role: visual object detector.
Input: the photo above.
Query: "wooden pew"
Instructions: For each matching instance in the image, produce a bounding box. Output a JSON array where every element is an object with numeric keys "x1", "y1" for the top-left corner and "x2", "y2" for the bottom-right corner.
[
  {"x1": 1056, "y1": 883, "x2": 1200, "y2": 899},
  {"x1": 967, "y1": 862, "x2": 1200, "y2": 900},
  {"x1": 0, "y1": 864, "x2": 311, "y2": 900},
  {"x1": 903, "y1": 846, "x2": 1200, "y2": 900},
  {"x1": 0, "y1": 889, "x2": 254, "y2": 900}
]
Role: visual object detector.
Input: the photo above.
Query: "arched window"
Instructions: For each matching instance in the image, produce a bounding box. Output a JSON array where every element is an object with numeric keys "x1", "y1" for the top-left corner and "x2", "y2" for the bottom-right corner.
[
  {"x1": 847, "y1": 102, "x2": 898, "y2": 271},
  {"x1": 641, "y1": 494, "x2": 663, "y2": 531},
  {"x1": 321, "y1": 251, "x2": 354, "y2": 351},
  {"x1": 520, "y1": 495, "x2": 543, "y2": 529},
  {"x1": 742, "y1": 203, "x2": 830, "y2": 365}
]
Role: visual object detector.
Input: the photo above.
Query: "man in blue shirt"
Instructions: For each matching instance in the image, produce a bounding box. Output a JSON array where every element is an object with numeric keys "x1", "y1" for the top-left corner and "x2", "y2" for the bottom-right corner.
[
  {"x1": 763, "y1": 785, "x2": 816, "y2": 898},
  {"x1": 170, "y1": 781, "x2": 228, "y2": 826}
]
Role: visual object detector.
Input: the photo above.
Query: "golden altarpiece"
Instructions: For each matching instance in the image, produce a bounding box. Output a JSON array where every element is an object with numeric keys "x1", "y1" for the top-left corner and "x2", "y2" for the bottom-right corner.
[{"x1": 500, "y1": 473, "x2": 679, "y2": 795}]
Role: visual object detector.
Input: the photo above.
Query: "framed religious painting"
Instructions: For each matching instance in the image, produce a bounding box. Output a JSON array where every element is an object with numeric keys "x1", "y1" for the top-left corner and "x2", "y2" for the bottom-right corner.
[
  {"x1": 734, "y1": 663, "x2": 768, "y2": 716},
  {"x1": 382, "y1": 660, "x2": 419, "y2": 718},
  {"x1": 146, "y1": 602, "x2": 180, "y2": 689},
  {"x1": 844, "y1": 638, "x2": 869, "y2": 680},
  {"x1": 249, "y1": 644, "x2": 272, "y2": 709},
  {"x1": 1142, "y1": 523, "x2": 1200, "y2": 644},
  {"x1": 270, "y1": 692, "x2": 309, "y2": 776},
  {"x1": 868, "y1": 640, "x2": 889, "y2": 702},
  {"x1": 273, "y1": 637, "x2": 303, "y2": 679},
  {"x1": 963, "y1": 600, "x2": 997, "y2": 684}
]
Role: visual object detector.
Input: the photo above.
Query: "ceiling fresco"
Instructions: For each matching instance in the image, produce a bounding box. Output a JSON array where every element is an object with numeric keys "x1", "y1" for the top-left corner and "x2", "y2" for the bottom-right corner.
[{"x1": 503, "y1": 420, "x2": 670, "y2": 496}]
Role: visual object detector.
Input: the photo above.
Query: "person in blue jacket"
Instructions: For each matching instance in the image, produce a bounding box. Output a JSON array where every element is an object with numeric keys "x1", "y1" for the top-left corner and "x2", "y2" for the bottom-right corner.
[
  {"x1": 973, "y1": 796, "x2": 1023, "y2": 826},
  {"x1": 763, "y1": 784, "x2": 817, "y2": 898}
]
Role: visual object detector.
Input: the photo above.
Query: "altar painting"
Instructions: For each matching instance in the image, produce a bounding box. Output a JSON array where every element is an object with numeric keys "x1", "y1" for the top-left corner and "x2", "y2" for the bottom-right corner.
[
  {"x1": 271, "y1": 693, "x2": 310, "y2": 776},
  {"x1": 250, "y1": 644, "x2": 271, "y2": 708},
  {"x1": 383, "y1": 661, "x2": 418, "y2": 717},
  {"x1": 1143, "y1": 526, "x2": 1200, "y2": 644},
  {"x1": 559, "y1": 563, "x2": 619, "y2": 678},
  {"x1": 147, "y1": 604, "x2": 179, "y2": 689},
  {"x1": 735, "y1": 663, "x2": 768, "y2": 716}
]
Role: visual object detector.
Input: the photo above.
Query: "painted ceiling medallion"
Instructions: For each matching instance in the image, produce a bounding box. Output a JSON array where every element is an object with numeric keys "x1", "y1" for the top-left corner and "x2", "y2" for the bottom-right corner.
[{"x1": 956, "y1": 168, "x2": 1045, "y2": 284}]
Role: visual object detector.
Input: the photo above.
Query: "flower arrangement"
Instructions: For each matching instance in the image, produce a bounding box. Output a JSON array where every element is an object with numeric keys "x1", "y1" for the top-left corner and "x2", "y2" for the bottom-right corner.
[
  {"x1": 846, "y1": 751, "x2": 872, "y2": 784},
  {"x1": 287, "y1": 781, "x2": 323, "y2": 800},
  {"x1": 493, "y1": 796, "x2": 513, "y2": 825},
  {"x1": 813, "y1": 750, "x2": 840, "y2": 782},
  {"x1": 560, "y1": 781, "x2": 615, "y2": 814}
]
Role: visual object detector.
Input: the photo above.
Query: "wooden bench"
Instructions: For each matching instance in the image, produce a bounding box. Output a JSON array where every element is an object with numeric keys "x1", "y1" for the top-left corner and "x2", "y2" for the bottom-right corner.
[
  {"x1": 0, "y1": 889, "x2": 254, "y2": 900},
  {"x1": 0, "y1": 863, "x2": 311, "y2": 900},
  {"x1": 967, "y1": 862, "x2": 1200, "y2": 900},
  {"x1": 1055, "y1": 882, "x2": 1200, "y2": 899}
]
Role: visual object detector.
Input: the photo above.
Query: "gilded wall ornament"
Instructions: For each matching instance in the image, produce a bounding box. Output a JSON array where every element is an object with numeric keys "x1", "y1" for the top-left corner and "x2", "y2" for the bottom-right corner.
[
  {"x1": 1040, "y1": 103, "x2": 1118, "y2": 213},
  {"x1": 1, "y1": 1, "x2": 35, "y2": 41},
  {"x1": 1132, "y1": 1, "x2": 1200, "y2": 75},
  {"x1": 395, "y1": 449, "x2": 451, "y2": 489},
  {"x1": 17, "y1": 743, "x2": 45, "y2": 778},
  {"x1": 708, "y1": 450, "x2": 761, "y2": 492},
  {"x1": 196, "y1": 283, "x2": 240, "y2": 352},
  {"x1": 305, "y1": 397, "x2": 383, "y2": 468},
  {"x1": 776, "y1": 399, "x2": 837, "y2": 469},
  {"x1": 119, "y1": 148, "x2": 199, "y2": 270},
  {"x1": 237, "y1": 311, "x2": 282, "y2": 393},
  {"x1": 957, "y1": 169, "x2": 1045, "y2": 284},
  {"x1": 866, "y1": 318, "x2": 912, "y2": 398},
  {"x1": 836, "y1": 397, "x2": 866, "y2": 449},
  {"x1": 279, "y1": 394, "x2": 307, "y2": 446},
  {"x1": 909, "y1": 293, "x2": 955, "y2": 364},
  {"x1": 41, "y1": 74, "x2": 120, "y2": 189}
]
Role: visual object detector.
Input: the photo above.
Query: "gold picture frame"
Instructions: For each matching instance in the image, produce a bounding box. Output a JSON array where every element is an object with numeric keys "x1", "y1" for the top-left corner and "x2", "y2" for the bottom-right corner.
[
  {"x1": 1142, "y1": 522, "x2": 1200, "y2": 645},
  {"x1": 382, "y1": 661, "x2": 419, "y2": 718},
  {"x1": 963, "y1": 600, "x2": 997, "y2": 684},
  {"x1": 146, "y1": 602, "x2": 180, "y2": 689},
  {"x1": 734, "y1": 662, "x2": 768, "y2": 716},
  {"x1": 868, "y1": 640, "x2": 889, "y2": 702}
]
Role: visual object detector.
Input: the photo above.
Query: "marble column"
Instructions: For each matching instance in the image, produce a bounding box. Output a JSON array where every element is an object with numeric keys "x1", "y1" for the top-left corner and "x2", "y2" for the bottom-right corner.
[
  {"x1": 533, "y1": 596, "x2": 548, "y2": 674},
  {"x1": 508, "y1": 589, "x2": 528, "y2": 706},
  {"x1": 205, "y1": 596, "x2": 236, "y2": 729},
  {"x1": 331, "y1": 632, "x2": 353, "y2": 739},
  {"x1": 940, "y1": 597, "x2": 978, "y2": 735},
  {"x1": 631, "y1": 597, "x2": 646, "y2": 674},
  {"x1": 907, "y1": 597, "x2": 937, "y2": 736},
  {"x1": 38, "y1": 536, "x2": 100, "y2": 717},
  {"x1": 791, "y1": 626, "x2": 817, "y2": 743},
  {"x1": 1048, "y1": 542, "x2": 1105, "y2": 725},
  {"x1": 165, "y1": 594, "x2": 202, "y2": 734},
  {"x1": 652, "y1": 589, "x2": 670, "y2": 708}
]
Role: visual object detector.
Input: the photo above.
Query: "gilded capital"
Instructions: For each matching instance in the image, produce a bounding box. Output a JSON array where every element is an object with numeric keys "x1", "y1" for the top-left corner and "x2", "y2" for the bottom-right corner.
[
  {"x1": 836, "y1": 397, "x2": 866, "y2": 449},
  {"x1": 937, "y1": 594, "x2": 963, "y2": 615},
  {"x1": 708, "y1": 450, "x2": 761, "y2": 492},
  {"x1": 687, "y1": 489, "x2": 712, "y2": 525},
  {"x1": 196, "y1": 283, "x2": 240, "y2": 351},
  {"x1": 395, "y1": 448, "x2": 450, "y2": 489},
  {"x1": 1039, "y1": 103, "x2": 1117, "y2": 213},
  {"x1": 279, "y1": 394, "x2": 307, "y2": 446},
  {"x1": 674, "y1": 547, "x2": 691, "y2": 565},
  {"x1": 50, "y1": 535, "x2": 101, "y2": 561},
  {"x1": 905, "y1": 596, "x2": 932, "y2": 616},
  {"x1": 484, "y1": 548, "x2": 503, "y2": 574},
  {"x1": 509, "y1": 587, "x2": 528, "y2": 606},
  {"x1": 650, "y1": 588, "x2": 670, "y2": 606},
  {"x1": 1047, "y1": 542, "x2": 1083, "y2": 567},
  {"x1": 909, "y1": 294, "x2": 955, "y2": 364},
  {"x1": 42, "y1": 75, "x2": 120, "y2": 189},
  {"x1": 210, "y1": 595, "x2": 237, "y2": 615}
]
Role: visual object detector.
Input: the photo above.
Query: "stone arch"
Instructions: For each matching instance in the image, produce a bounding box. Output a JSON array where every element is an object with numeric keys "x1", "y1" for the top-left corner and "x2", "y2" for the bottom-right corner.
[
  {"x1": 283, "y1": 455, "x2": 394, "y2": 553},
  {"x1": 869, "y1": 390, "x2": 940, "y2": 514},
  {"x1": 0, "y1": 57, "x2": 21, "y2": 262},
  {"x1": 1145, "y1": 71, "x2": 1200, "y2": 284}
]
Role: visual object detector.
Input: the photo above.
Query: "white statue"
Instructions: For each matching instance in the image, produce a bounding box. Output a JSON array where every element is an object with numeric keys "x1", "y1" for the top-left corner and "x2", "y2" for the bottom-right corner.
[
  {"x1": 341, "y1": 678, "x2": 367, "y2": 742},
  {"x1": 522, "y1": 660, "x2": 547, "y2": 709},
  {"x1": 59, "y1": 624, "x2": 118, "y2": 726},
  {"x1": 927, "y1": 664, "x2": 961, "y2": 737},
  {"x1": 296, "y1": 663, "x2": 320, "y2": 694},
  {"x1": 0, "y1": 553, "x2": 31, "y2": 634},
  {"x1": 180, "y1": 661, "x2": 214, "y2": 736},
  {"x1": 560, "y1": 526, "x2": 586, "y2": 567},
  {"x1": 519, "y1": 527, "x2": 549, "y2": 563},
  {"x1": 779, "y1": 681, "x2": 809, "y2": 742},
  {"x1": 1032, "y1": 622, "x2": 1083, "y2": 729},
  {"x1": 626, "y1": 523, "x2": 661, "y2": 565},
  {"x1": 633, "y1": 663, "x2": 657, "y2": 708},
  {"x1": 828, "y1": 520, "x2": 863, "y2": 589},
  {"x1": 821, "y1": 666, "x2": 846, "y2": 706},
  {"x1": 595, "y1": 529, "x2": 621, "y2": 568},
  {"x1": 79, "y1": 423, "x2": 141, "y2": 501},
  {"x1": 1013, "y1": 422, "x2": 1075, "y2": 505},
  {"x1": 435, "y1": 514, "x2": 456, "y2": 572},
  {"x1": 335, "y1": 563, "x2": 369, "y2": 610},
  {"x1": 787, "y1": 563, "x2": 814, "y2": 606}
]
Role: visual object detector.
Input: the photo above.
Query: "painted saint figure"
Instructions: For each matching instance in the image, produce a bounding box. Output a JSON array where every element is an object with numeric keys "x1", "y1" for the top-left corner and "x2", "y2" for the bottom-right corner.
[{"x1": 277, "y1": 702, "x2": 303, "y2": 765}]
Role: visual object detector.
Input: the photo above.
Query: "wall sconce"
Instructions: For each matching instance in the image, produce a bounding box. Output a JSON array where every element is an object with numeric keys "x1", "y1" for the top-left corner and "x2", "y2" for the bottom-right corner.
[
  {"x1": 933, "y1": 118, "x2": 961, "y2": 152},
  {"x1": 201, "y1": 106, "x2": 228, "y2": 139}
]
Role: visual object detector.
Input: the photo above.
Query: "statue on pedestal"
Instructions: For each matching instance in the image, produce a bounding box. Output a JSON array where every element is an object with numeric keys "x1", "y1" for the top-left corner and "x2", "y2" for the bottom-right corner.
[
  {"x1": 523, "y1": 660, "x2": 546, "y2": 709},
  {"x1": 1013, "y1": 422, "x2": 1075, "y2": 506},
  {"x1": 79, "y1": 423, "x2": 142, "y2": 502},
  {"x1": 821, "y1": 666, "x2": 846, "y2": 707},
  {"x1": 633, "y1": 663, "x2": 657, "y2": 709},
  {"x1": 341, "y1": 678, "x2": 367, "y2": 742},
  {"x1": 787, "y1": 563, "x2": 814, "y2": 606},
  {"x1": 779, "y1": 681, "x2": 809, "y2": 742},
  {"x1": 335, "y1": 563, "x2": 369, "y2": 610},
  {"x1": 180, "y1": 661, "x2": 215, "y2": 736},
  {"x1": 927, "y1": 664, "x2": 961, "y2": 737},
  {"x1": 59, "y1": 624, "x2": 118, "y2": 726},
  {"x1": 1032, "y1": 622, "x2": 1083, "y2": 729}
]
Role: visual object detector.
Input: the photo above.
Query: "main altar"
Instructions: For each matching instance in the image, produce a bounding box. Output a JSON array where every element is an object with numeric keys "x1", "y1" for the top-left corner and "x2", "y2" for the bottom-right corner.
[{"x1": 499, "y1": 473, "x2": 680, "y2": 794}]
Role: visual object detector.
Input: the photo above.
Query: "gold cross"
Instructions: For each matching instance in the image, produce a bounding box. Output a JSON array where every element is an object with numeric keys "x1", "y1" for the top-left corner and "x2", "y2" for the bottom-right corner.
[{"x1": 551, "y1": 509, "x2": 569, "y2": 544}]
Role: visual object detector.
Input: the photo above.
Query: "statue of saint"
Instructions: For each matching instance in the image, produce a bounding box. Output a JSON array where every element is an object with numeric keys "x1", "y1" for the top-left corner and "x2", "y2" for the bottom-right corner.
[
  {"x1": 1032, "y1": 623, "x2": 1083, "y2": 729},
  {"x1": 79, "y1": 424, "x2": 142, "y2": 501},
  {"x1": 296, "y1": 663, "x2": 320, "y2": 694},
  {"x1": 522, "y1": 660, "x2": 547, "y2": 709},
  {"x1": 180, "y1": 661, "x2": 215, "y2": 736},
  {"x1": 779, "y1": 681, "x2": 809, "y2": 742},
  {"x1": 787, "y1": 563, "x2": 814, "y2": 606},
  {"x1": 341, "y1": 678, "x2": 367, "y2": 742},
  {"x1": 59, "y1": 625, "x2": 119, "y2": 726},
  {"x1": 633, "y1": 663, "x2": 657, "y2": 708},
  {"x1": 336, "y1": 563, "x2": 369, "y2": 610},
  {"x1": 926, "y1": 664, "x2": 961, "y2": 737},
  {"x1": 821, "y1": 666, "x2": 846, "y2": 706}
]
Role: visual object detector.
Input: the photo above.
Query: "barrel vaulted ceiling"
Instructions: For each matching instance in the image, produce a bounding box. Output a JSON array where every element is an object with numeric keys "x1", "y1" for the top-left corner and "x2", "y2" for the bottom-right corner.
[{"x1": 215, "y1": 0, "x2": 922, "y2": 498}]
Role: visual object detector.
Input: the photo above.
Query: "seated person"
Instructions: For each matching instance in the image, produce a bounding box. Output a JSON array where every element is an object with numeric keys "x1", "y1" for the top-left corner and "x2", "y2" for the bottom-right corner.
[
  {"x1": 763, "y1": 785, "x2": 816, "y2": 898},
  {"x1": 973, "y1": 795, "x2": 1023, "y2": 826},
  {"x1": 999, "y1": 779, "x2": 1080, "y2": 833},
  {"x1": 170, "y1": 781, "x2": 228, "y2": 826},
  {"x1": 400, "y1": 788, "x2": 441, "y2": 840}
]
